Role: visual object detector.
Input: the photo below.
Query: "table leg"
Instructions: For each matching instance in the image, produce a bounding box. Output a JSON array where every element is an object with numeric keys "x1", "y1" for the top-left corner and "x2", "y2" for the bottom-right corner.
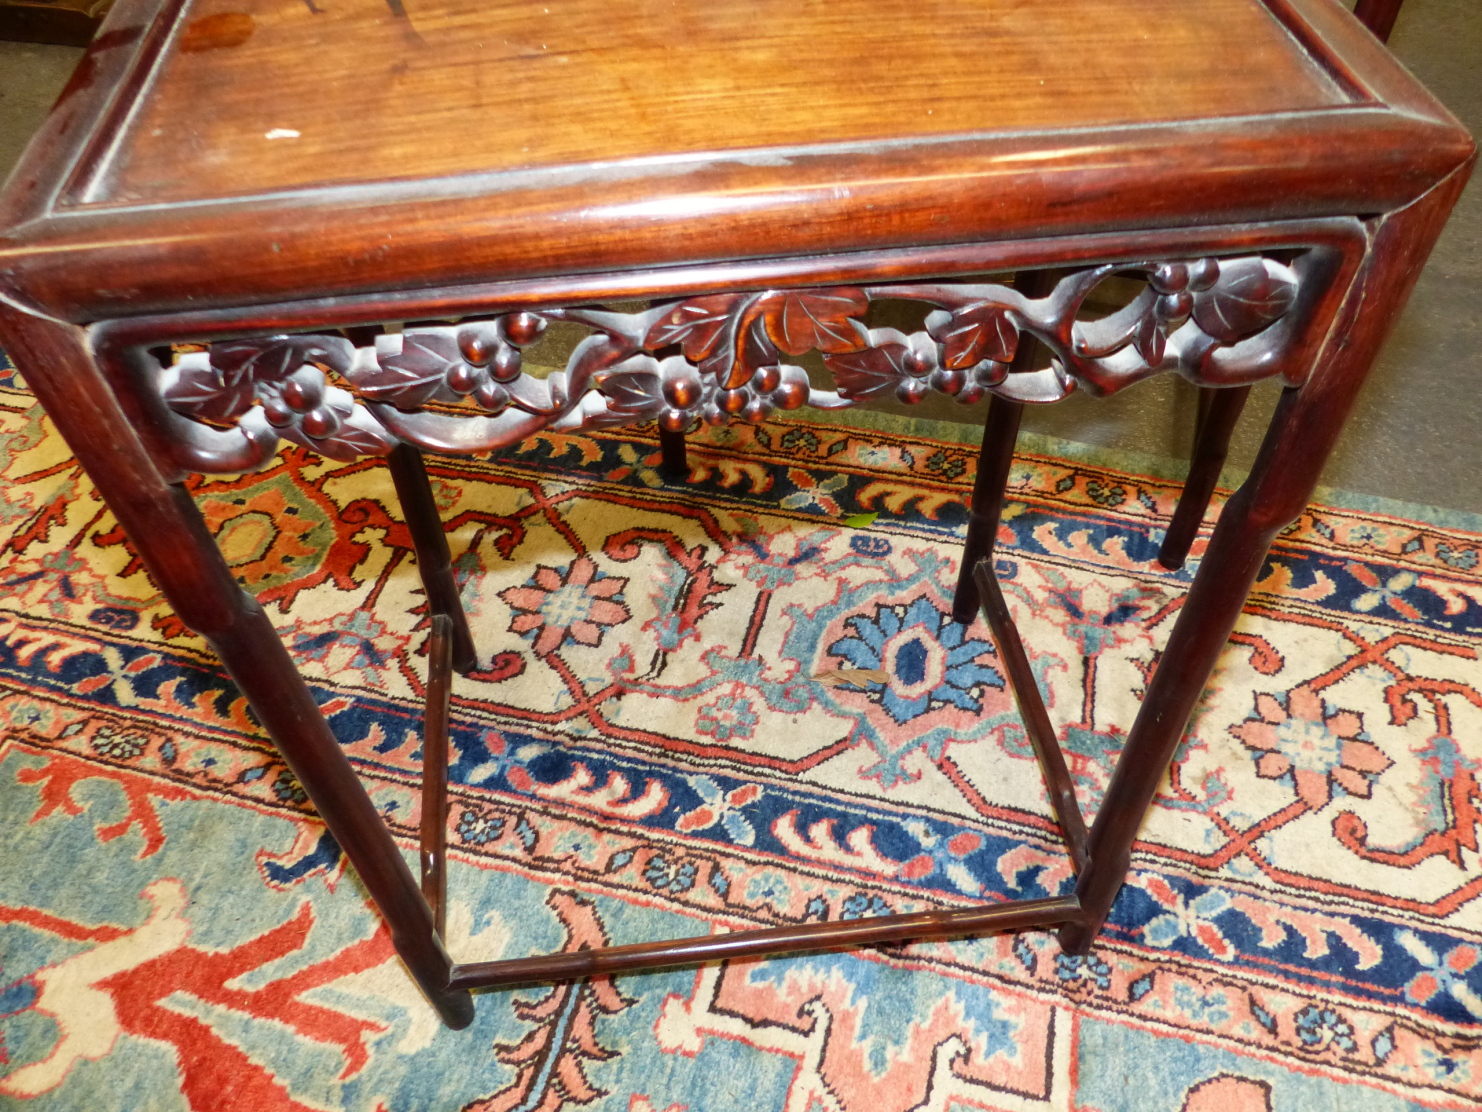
[
  {"x1": 1060, "y1": 166, "x2": 1472, "y2": 954},
  {"x1": 1354, "y1": 0, "x2": 1403, "y2": 42},
  {"x1": 659, "y1": 424, "x2": 689, "y2": 479},
  {"x1": 951, "y1": 395, "x2": 1024, "y2": 623},
  {"x1": 0, "y1": 314, "x2": 476, "y2": 1029},
  {"x1": 1157, "y1": 385, "x2": 1251, "y2": 570},
  {"x1": 385, "y1": 443, "x2": 479, "y2": 674},
  {"x1": 951, "y1": 268, "x2": 1059, "y2": 623}
]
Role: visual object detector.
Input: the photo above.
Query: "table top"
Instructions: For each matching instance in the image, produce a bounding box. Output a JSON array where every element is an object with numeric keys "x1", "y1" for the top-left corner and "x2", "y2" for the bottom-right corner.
[
  {"x1": 0, "y1": 0, "x2": 1472, "y2": 322},
  {"x1": 109, "y1": 0, "x2": 1346, "y2": 204}
]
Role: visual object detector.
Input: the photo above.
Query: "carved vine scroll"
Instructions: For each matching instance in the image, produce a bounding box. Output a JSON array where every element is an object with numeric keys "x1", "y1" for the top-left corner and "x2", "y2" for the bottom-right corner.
[{"x1": 152, "y1": 255, "x2": 1302, "y2": 471}]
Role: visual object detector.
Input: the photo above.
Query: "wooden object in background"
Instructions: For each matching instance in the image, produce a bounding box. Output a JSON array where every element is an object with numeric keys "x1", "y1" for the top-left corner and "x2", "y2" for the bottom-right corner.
[
  {"x1": 0, "y1": 0, "x2": 1469, "y2": 1027},
  {"x1": 0, "y1": 0, "x2": 110, "y2": 46}
]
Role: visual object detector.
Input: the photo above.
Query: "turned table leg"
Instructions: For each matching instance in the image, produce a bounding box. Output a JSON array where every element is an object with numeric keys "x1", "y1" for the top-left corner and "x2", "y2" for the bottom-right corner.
[
  {"x1": 952, "y1": 395, "x2": 1024, "y2": 623},
  {"x1": 386, "y1": 443, "x2": 479, "y2": 674},
  {"x1": 658, "y1": 424, "x2": 689, "y2": 480},
  {"x1": 0, "y1": 313, "x2": 476, "y2": 1029},
  {"x1": 1060, "y1": 168, "x2": 1471, "y2": 953},
  {"x1": 951, "y1": 268, "x2": 1058, "y2": 622},
  {"x1": 1158, "y1": 384, "x2": 1251, "y2": 570}
]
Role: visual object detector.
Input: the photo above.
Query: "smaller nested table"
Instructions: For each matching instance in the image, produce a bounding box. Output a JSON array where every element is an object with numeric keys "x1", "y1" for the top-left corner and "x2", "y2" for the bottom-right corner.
[{"x1": 0, "y1": 0, "x2": 1471, "y2": 1028}]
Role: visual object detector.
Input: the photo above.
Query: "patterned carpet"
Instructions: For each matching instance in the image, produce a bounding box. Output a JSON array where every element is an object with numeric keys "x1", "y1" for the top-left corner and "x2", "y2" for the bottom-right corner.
[{"x1": 0, "y1": 351, "x2": 1480, "y2": 1111}]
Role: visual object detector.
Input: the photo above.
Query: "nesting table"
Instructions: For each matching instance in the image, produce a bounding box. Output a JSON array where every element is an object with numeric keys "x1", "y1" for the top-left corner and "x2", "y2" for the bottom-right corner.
[{"x1": 0, "y1": 0, "x2": 1471, "y2": 1029}]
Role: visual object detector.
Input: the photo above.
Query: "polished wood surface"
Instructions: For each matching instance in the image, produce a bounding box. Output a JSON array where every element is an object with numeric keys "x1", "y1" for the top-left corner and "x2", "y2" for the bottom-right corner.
[
  {"x1": 100, "y1": 0, "x2": 1347, "y2": 205},
  {"x1": 420, "y1": 613, "x2": 452, "y2": 940},
  {"x1": 0, "y1": 0, "x2": 1469, "y2": 319}
]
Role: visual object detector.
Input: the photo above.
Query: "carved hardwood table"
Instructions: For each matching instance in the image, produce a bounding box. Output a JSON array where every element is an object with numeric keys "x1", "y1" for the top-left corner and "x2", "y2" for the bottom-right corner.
[{"x1": 0, "y1": 0, "x2": 1471, "y2": 1029}]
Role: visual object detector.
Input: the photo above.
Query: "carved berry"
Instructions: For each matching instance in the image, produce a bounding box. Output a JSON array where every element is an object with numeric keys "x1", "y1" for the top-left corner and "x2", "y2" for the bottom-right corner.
[
  {"x1": 458, "y1": 329, "x2": 496, "y2": 366},
  {"x1": 446, "y1": 362, "x2": 480, "y2": 395},
  {"x1": 929, "y1": 368, "x2": 965, "y2": 396},
  {"x1": 742, "y1": 395, "x2": 774, "y2": 424},
  {"x1": 261, "y1": 398, "x2": 295, "y2": 427},
  {"x1": 491, "y1": 346, "x2": 523, "y2": 384},
  {"x1": 279, "y1": 368, "x2": 325, "y2": 412},
  {"x1": 772, "y1": 380, "x2": 809, "y2": 410},
  {"x1": 702, "y1": 402, "x2": 727, "y2": 426},
  {"x1": 473, "y1": 381, "x2": 510, "y2": 412},
  {"x1": 903, "y1": 350, "x2": 932, "y2": 377},
  {"x1": 1150, "y1": 263, "x2": 1190, "y2": 294},
  {"x1": 956, "y1": 382, "x2": 987, "y2": 405},
  {"x1": 661, "y1": 364, "x2": 703, "y2": 409},
  {"x1": 1187, "y1": 258, "x2": 1220, "y2": 292},
  {"x1": 717, "y1": 387, "x2": 750, "y2": 415},
  {"x1": 300, "y1": 406, "x2": 341, "y2": 439},
  {"x1": 1155, "y1": 291, "x2": 1194, "y2": 323},
  {"x1": 658, "y1": 407, "x2": 691, "y2": 433},
  {"x1": 896, "y1": 379, "x2": 929, "y2": 405},
  {"x1": 753, "y1": 365, "x2": 782, "y2": 393},
  {"x1": 975, "y1": 361, "x2": 1009, "y2": 386},
  {"x1": 502, "y1": 312, "x2": 546, "y2": 347}
]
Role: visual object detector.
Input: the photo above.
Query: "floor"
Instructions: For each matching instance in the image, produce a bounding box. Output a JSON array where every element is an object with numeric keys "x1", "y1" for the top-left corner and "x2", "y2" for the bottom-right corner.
[{"x1": 1, "y1": 0, "x2": 1479, "y2": 512}]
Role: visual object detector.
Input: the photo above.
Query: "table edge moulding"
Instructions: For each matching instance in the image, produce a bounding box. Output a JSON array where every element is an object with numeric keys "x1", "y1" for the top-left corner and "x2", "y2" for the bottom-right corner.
[{"x1": 0, "y1": 0, "x2": 1473, "y2": 1030}]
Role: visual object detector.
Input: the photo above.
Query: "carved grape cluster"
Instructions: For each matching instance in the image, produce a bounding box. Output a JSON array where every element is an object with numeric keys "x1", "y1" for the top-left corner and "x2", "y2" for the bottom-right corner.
[
  {"x1": 638, "y1": 287, "x2": 869, "y2": 425},
  {"x1": 259, "y1": 366, "x2": 337, "y2": 436},
  {"x1": 352, "y1": 312, "x2": 548, "y2": 413},
  {"x1": 160, "y1": 334, "x2": 396, "y2": 460},
  {"x1": 827, "y1": 325, "x2": 1008, "y2": 406}
]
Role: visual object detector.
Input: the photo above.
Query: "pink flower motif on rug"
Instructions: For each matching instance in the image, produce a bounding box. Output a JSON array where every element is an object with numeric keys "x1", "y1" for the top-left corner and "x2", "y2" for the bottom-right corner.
[
  {"x1": 1230, "y1": 687, "x2": 1392, "y2": 810},
  {"x1": 499, "y1": 556, "x2": 630, "y2": 656}
]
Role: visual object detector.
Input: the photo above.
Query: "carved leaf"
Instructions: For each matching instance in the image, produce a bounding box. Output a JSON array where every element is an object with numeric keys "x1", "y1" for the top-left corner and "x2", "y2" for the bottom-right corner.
[
  {"x1": 644, "y1": 294, "x2": 748, "y2": 360},
  {"x1": 929, "y1": 303, "x2": 1019, "y2": 369},
  {"x1": 313, "y1": 418, "x2": 398, "y2": 460},
  {"x1": 291, "y1": 394, "x2": 398, "y2": 461},
  {"x1": 356, "y1": 333, "x2": 460, "y2": 408},
  {"x1": 702, "y1": 315, "x2": 780, "y2": 391},
  {"x1": 593, "y1": 357, "x2": 664, "y2": 417},
  {"x1": 1192, "y1": 258, "x2": 1298, "y2": 343},
  {"x1": 163, "y1": 361, "x2": 256, "y2": 421},
  {"x1": 760, "y1": 288, "x2": 868, "y2": 356},
  {"x1": 1133, "y1": 313, "x2": 1167, "y2": 367},
  {"x1": 825, "y1": 342, "x2": 912, "y2": 401},
  {"x1": 210, "y1": 339, "x2": 303, "y2": 388}
]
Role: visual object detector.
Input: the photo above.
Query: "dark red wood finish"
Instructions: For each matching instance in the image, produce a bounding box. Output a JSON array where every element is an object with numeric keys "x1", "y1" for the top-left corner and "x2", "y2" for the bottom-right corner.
[
  {"x1": 386, "y1": 445, "x2": 478, "y2": 673},
  {"x1": 451, "y1": 895, "x2": 1081, "y2": 991},
  {"x1": 0, "y1": 0, "x2": 1468, "y2": 1022},
  {"x1": 421, "y1": 614, "x2": 453, "y2": 940},
  {"x1": 1354, "y1": 0, "x2": 1404, "y2": 42},
  {"x1": 973, "y1": 561, "x2": 1090, "y2": 871},
  {"x1": 1158, "y1": 385, "x2": 1253, "y2": 570}
]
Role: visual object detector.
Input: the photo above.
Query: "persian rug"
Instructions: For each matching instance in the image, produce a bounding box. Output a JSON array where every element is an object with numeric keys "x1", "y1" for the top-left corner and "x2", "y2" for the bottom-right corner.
[{"x1": 0, "y1": 348, "x2": 1480, "y2": 1112}]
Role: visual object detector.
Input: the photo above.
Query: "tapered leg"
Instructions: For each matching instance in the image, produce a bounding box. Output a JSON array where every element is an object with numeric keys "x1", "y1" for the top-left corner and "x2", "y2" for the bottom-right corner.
[
  {"x1": 659, "y1": 424, "x2": 688, "y2": 480},
  {"x1": 421, "y1": 615, "x2": 453, "y2": 939},
  {"x1": 1157, "y1": 385, "x2": 1251, "y2": 570},
  {"x1": 1353, "y1": 0, "x2": 1403, "y2": 42},
  {"x1": 952, "y1": 268, "x2": 1059, "y2": 623},
  {"x1": 952, "y1": 396, "x2": 1024, "y2": 622},
  {"x1": 0, "y1": 315, "x2": 475, "y2": 1029},
  {"x1": 1060, "y1": 166, "x2": 1472, "y2": 953},
  {"x1": 385, "y1": 443, "x2": 479, "y2": 674}
]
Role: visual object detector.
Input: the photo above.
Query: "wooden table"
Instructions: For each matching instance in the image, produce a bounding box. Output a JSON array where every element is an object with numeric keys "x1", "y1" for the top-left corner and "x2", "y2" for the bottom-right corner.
[{"x1": 0, "y1": 0, "x2": 1471, "y2": 1028}]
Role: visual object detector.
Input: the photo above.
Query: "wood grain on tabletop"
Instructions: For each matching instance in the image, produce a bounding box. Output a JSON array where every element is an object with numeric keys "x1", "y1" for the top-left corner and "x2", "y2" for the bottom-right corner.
[{"x1": 101, "y1": 0, "x2": 1350, "y2": 205}]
